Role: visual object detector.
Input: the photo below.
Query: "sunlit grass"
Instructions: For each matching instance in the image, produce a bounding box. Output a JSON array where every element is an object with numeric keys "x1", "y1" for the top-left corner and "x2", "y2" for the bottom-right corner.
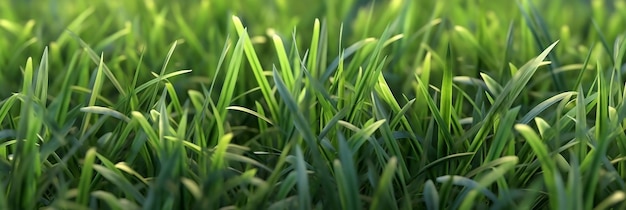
[{"x1": 1, "y1": 0, "x2": 626, "y2": 209}]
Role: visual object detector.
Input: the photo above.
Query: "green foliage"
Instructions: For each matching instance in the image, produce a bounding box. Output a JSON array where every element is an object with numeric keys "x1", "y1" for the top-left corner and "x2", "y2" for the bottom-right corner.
[{"x1": 1, "y1": 0, "x2": 626, "y2": 209}]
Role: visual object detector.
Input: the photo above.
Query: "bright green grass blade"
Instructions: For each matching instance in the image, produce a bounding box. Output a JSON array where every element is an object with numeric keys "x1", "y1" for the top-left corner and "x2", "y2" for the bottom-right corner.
[
  {"x1": 144, "y1": 92, "x2": 184, "y2": 209},
  {"x1": 34, "y1": 47, "x2": 48, "y2": 106},
  {"x1": 272, "y1": 66, "x2": 316, "y2": 148},
  {"x1": 147, "y1": 41, "x2": 179, "y2": 109},
  {"x1": 0, "y1": 95, "x2": 17, "y2": 126},
  {"x1": 534, "y1": 117, "x2": 551, "y2": 138},
  {"x1": 575, "y1": 86, "x2": 589, "y2": 160},
  {"x1": 134, "y1": 70, "x2": 192, "y2": 95},
  {"x1": 52, "y1": 50, "x2": 81, "y2": 125},
  {"x1": 212, "y1": 133, "x2": 233, "y2": 170},
  {"x1": 479, "y1": 73, "x2": 503, "y2": 96},
  {"x1": 414, "y1": 74, "x2": 453, "y2": 152},
  {"x1": 77, "y1": 148, "x2": 97, "y2": 205},
  {"x1": 115, "y1": 162, "x2": 149, "y2": 185},
  {"x1": 375, "y1": 72, "x2": 417, "y2": 143},
  {"x1": 20, "y1": 57, "x2": 34, "y2": 96},
  {"x1": 232, "y1": 16, "x2": 279, "y2": 119},
  {"x1": 307, "y1": 18, "x2": 321, "y2": 78},
  {"x1": 216, "y1": 34, "x2": 245, "y2": 115},
  {"x1": 585, "y1": 60, "x2": 614, "y2": 210},
  {"x1": 340, "y1": 119, "x2": 385, "y2": 152},
  {"x1": 441, "y1": 43, "x2": 453, "y2": 133},
  {"x1": 465, "y1": 41, "x2": 559, "y2": 168},
  {"x1": 157, "y1": 88, "x2": 171, "y2": 152},
  {"x1": 12, "y1": 57, "x2": 43, "y2": 210},
  {"x1": 301, "y1": 64, "x2": 335, "y2": 106},
  {"x1": 271, "y1": 34, "x2": 295, "y2": 92},
  {"x1": 81, "y1": 54, "x2": 106, "y2": 135},
  {"x1": 0, "y1": 18, "x2": 24, "y2": 35},
  {"x1": 322, "y1": 37, "x2": 377, "y2": 82},
  {"x1": 130, "y1": 111, "x2": 159, "y2": 152},
  {"x1": 515, "y1": 124, "x2": 560, "y2": 210},
  {"x1": 273, "y1": 65, "x2": 337, "y2": 205},
  {"x1": 164, "y1": 83, "x2": 183, "y2": 115}
]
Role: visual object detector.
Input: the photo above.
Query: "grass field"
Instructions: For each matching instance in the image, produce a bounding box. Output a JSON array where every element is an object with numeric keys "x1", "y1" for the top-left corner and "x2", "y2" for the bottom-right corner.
[{"x1": 1, "y1": 0, "x2": 626, "y2": 209}]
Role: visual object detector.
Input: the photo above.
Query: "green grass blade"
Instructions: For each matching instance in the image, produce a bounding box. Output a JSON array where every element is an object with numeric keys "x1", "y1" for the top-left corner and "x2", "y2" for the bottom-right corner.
[
  {"x1": 77, "y1": 148, "x2": 97, "y2": 205},
  {"x1": 515, "y1": 124, "x2": 560, "y2": 210},
  {"x1": 294, "y1": 146, "x2": 311, "y2": 210},
  {"x1": 232, "y1": 16, "x2": 279, "y2": 119},
  {"x1": 370, "y1": 157, "x2": 398, "y2": 210},
  {"x1": 69, "y1": 32, "x2": 127, "y2": 96},
  {"x1": 80, "y1": 54, "x2": 106, "y2": 136}
]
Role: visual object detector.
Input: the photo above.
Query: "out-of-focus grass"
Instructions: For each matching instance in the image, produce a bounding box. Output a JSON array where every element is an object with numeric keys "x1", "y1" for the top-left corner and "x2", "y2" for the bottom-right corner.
[{"x1": 1, "y1": 0, "x2": 626, "y2": 209}]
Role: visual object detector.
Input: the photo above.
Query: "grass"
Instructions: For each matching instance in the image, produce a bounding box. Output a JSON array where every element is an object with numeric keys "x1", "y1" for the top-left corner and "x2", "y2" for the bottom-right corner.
[{"x1": 1, "y1": 0, "x2": 626, "y2": 209}]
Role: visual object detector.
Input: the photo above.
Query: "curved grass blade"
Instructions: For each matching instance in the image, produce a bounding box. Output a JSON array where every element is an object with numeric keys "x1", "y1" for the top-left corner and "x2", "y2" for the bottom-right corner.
[
  {"x1": 459, "y1": 156, "x2": 519, "y2": 210},
  {"x1": 465, "y1": 41, "x2": 559, "y2": 170},
  {"x1": 68, "y1": 31, "x2": 126, "y2": 96},
  {"x1": 435, "y1": 175, "x2": 497, "y2": 204},
  {"x1": 593, "y1": 191, "x2": 626, "y2": 210},
  {"x1": 91, "y1": 190, "x2": 140, "y2": 210},
  {"x1": 80, "y1": 106, "x2": 131, "y2": 123}
]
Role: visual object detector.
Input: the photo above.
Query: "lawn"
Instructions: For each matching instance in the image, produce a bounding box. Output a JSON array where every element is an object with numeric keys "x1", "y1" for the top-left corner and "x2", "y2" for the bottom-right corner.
[{"x1": 1, "y1": 0, "x2": 626, "y2": 209}]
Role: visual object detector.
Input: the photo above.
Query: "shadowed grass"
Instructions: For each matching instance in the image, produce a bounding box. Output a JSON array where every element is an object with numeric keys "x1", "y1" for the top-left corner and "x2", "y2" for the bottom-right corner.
[{"x1": 2, "y1": 0, "x2": 626, "y2": 209}]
